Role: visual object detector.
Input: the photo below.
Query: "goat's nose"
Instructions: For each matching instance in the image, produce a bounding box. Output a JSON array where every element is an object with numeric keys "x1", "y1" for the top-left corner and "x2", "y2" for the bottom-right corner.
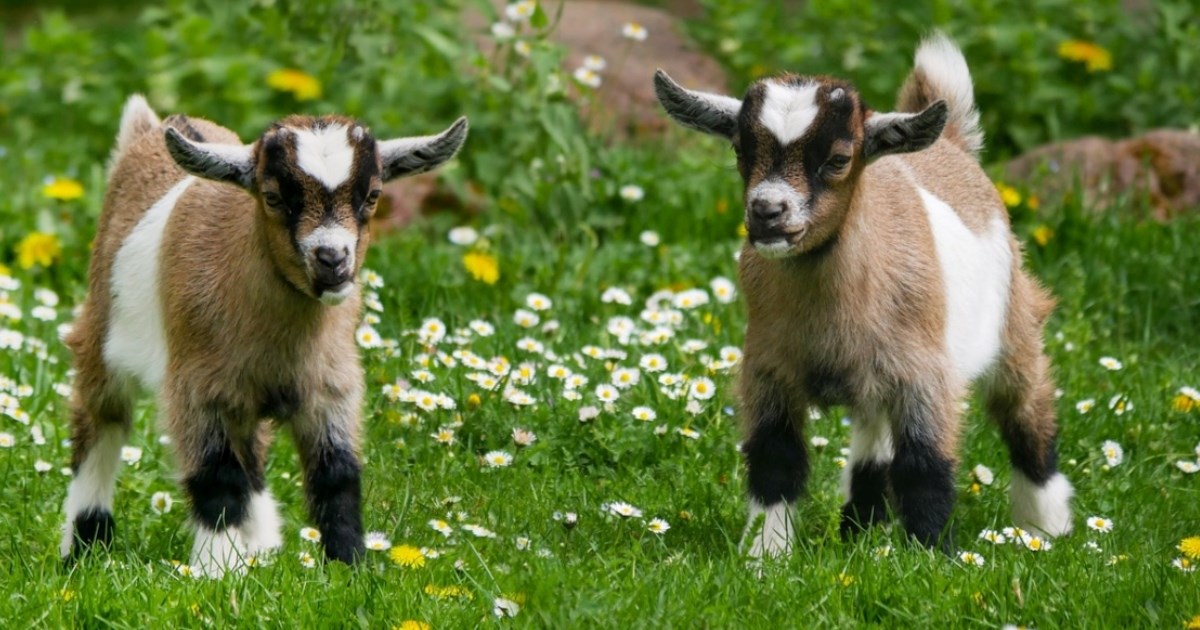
[
  {"x1": 315, "y1": 246, "x2": 349, "y2": 270},
  {"x1": 751, "y1": 198, "x2": 786, "y2": 221}
]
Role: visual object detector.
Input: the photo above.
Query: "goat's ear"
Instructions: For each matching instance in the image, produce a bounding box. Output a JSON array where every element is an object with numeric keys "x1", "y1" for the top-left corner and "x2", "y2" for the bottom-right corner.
[
  {"x1": 653, "y1": 69, "x2": 741, "y2": 140},
  {"x1": 378, "y1": 117, "x2": 469, "y2": 181},
  {"x1": 164, "y1": 127, "x2": 256, "y2": 189},
  {"x1": 863, "y1": 101, "x2": 948, "y2": 161}
]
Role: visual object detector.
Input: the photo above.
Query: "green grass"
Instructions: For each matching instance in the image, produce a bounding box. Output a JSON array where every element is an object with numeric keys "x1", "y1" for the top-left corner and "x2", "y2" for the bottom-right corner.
[
  {"x1": 1, "y1": 1, "x2": 1199, "y2": 627},
  {"x1": 0, "y1": 199, "x2": 1197, "y2": 628}
]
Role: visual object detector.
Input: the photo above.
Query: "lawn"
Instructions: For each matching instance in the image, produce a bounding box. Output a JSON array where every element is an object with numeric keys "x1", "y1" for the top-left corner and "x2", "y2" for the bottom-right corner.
[{"x1": 1, "y1": 1, "x2": 1198, "y2": 628}]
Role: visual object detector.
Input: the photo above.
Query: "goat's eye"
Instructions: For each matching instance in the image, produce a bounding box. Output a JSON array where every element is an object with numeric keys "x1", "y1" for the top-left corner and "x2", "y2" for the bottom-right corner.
[
  {"x1": 821, "y1": 154, "x2": 851, "y2": 175},
  {"x1": 262, "y1": 191, "x2": 284, "y2": 208}
]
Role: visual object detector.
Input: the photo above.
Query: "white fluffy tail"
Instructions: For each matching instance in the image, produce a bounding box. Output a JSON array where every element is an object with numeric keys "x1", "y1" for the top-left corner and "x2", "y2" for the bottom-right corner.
[
  {"x1": 898, "y1": 32, "x2": 984, "y2": 158},
  {"x1": 109, "y1": 94, "x2": 161, "y2": 178}
]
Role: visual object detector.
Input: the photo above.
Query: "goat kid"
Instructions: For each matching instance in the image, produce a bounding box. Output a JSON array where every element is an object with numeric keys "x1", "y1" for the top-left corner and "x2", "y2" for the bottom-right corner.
[
  {"x1": 655, "y1": 34, "x2": 1072, "y2": 556},
  {"x1": 61, "y1": 95, "x2": 468, "y2": 576}
]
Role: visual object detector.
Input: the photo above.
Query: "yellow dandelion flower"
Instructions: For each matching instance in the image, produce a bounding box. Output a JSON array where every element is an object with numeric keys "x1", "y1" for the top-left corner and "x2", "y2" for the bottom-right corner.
[
  {"x1": 736, "y1": 223, "x2": 748, "y2": 237},
  {"x1": 462, "y1": 252, "x2": 499, "y2": 285},
  {"x1": 836, "y1": 572, "x2": 855, "y2": 587},
  {"x1": 389, "y1": 544, "x2": 426, "y2": 568},
  {"x1": 1186, "y1": 613, "x2": 1200, "y2": 630},
  {"x1": 266, "y1": 68, "x2": 322, "y2": 101},
  {"x1": 996, "y1": 182, "x2": 1022, "y2": 208},
  {"x1": 467, "y1": 393, "x2": 482, "y2": 408},
  {"x1": 16, "y1": 232, "x2": 62, "y2": 269},
  {"x1": 1173, "y1": 394, "x2": 1197, "y2": 413},
  {"x1": 424, "y1": 583, "x2": 473, "y2": 600},
  {"x1": 1058, "y1": 40, "x2": 1112, "y2": 72},
  {"x1": 394, "y1": 622, "x2": 431, "y2": 630},
  {"x1": 1032, "y1": 225, "x2": 1054, "y2": 247},
  {"x1": 60, "y1": 588, "x2": 76, "y2": 602},
  {"x1": 43, "y1": 177, "x2": 84, "y2": 201},
  {"x1": 1179, "y1": 536, "x2": 1200, "y2": 560}
]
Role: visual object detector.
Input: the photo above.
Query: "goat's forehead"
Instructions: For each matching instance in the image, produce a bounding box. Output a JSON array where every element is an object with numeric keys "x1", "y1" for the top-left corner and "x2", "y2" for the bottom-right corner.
[
  {"x1": 744, "y1": 77, "x2": 857, "y2": 146},
  {"x1": 262, "y1": 119, "x2": 377, "y2": 191}
]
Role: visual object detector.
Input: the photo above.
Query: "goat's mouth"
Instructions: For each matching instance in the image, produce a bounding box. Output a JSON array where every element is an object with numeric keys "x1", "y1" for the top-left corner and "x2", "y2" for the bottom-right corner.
[
  {"x1": 749, "y1": 229, "x2": 806, "y2": 259},
  {"x1": 315, "y1": 279, "x2": 355, "y2": 306}
]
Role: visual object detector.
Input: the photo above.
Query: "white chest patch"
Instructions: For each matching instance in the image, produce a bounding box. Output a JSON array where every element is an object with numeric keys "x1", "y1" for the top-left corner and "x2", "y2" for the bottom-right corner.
[
  {"x1": 294, "y1": 124, "x2": 353, "y2": 191},
  {"x1": 760, "y1": 82, "x2": 820, "y2": 146},
  {"x1": 918, "y1": 188, "x2": 1012, "y2": 383},
  {"x1": 103, "y1": 176, "x2": 194, "y2": 391}
]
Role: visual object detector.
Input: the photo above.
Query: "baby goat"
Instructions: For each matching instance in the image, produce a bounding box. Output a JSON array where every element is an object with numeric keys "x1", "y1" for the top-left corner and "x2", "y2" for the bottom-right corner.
[
  {"x1": 61, "y1": 95, "x2": 467, "y2": 575},
  {"x1": 655, "y1": 34, "x2": 1072, "y2": 556}
]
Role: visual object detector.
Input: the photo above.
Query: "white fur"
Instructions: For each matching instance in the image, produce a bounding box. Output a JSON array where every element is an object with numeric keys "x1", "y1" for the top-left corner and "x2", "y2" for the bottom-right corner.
[
  {"x1": 191, "y1": 525, "x2": 249, "y2": 578},
  {"x1": 294, "y1": 124, "x2": 354, "y2": 190},
  {"x1": 743, "y1": 500, "x2": 794, "y2": 558},
  {"x1": 60, "y1": 425, "x2": 128, "y2": 557},
  {"x1": 243, "y1": 491, "x2": 283, "y2": 554},
  {"x1": 840, "y1": 414, "x2": 894, "y2": 499},
  {"x1": 300, "y1": 225, "x2": 358, "y2": 305},
  {"x1": 919, "y1": 188, "x2": 1012, "y2": 384},
  {"x1": 1011, "y1": 471, "x2": 1074, "y2": 537},
  {"x1": 913, "y1": 33, "x2": 983, "y2": 156},
  {"x1": 747, "y1": 179, "x2": 810, "y2": 259},
  {"x1": 760, "y1": 82, "x2": 820, "y2": 146},
  {"x1": 104, "y1": 176, "x2": 194, "y2": 391},
  {"x1": 190, "y1": 141, "x2": 255, "y2": 174},
  {"x1": 111, "y1": 95, "x2": 160, "y2": 177}
]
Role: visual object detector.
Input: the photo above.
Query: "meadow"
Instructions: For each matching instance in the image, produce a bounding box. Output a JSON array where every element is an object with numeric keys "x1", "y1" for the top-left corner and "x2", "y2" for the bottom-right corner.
[{"x1": 1, "y1": 1, "x2": 1198, "y2": 627}]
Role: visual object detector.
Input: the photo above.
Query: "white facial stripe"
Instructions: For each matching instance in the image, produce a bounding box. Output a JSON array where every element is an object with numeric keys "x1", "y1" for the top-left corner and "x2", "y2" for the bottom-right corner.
[
  {"x1": 105, "y1": 176, "x2": 194, "y2": 391},
  {"x1": 300, "y1": 225, "x2": 357, "y2": 263},
  {"x1": 919, "y1": 188, "x2": 1013, "y2": 382},
  {"x1": 760, "y1": 82, "x2": 820, "y2": 145},
  {"x1": 60, "y1": 425, "x2": 127, "y2": 557},
  {"x1": 293, "y1": 124, "x2": 354, "y2": 191}
]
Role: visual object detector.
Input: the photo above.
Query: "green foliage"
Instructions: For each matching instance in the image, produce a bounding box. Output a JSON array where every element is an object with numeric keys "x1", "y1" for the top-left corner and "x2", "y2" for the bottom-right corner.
[
  {"x1": 690, "y1": 0, "x2": 1200, "y2": 159},
  {"x1": 0, "y1": 1, "x2": 1198, "y2": 627}
]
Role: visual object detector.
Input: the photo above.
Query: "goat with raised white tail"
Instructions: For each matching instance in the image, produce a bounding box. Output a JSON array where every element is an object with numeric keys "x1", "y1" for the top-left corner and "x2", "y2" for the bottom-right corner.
[
  {"x1": 654, "y1": 33, "x2": 1072, "y2": 556},
  {"x1": 61, "y1": 95, "x2": 468, "y2": 576}
]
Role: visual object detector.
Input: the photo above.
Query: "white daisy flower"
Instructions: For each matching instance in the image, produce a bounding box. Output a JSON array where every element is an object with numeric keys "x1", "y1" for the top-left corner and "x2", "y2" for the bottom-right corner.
[
  {"x1": 573, "y1": 67, "x2": 601, "y2": 88},
  {"x1": 300, "y1": 527, "x2": 322, "y2": 543},
  {"x1": 639, "y1": 231, "x2": 660, "y2": 247},
  {"x1": 688, "y1": 377, "x2": 716, "y2": 400},
  {"x1": 1098, "y1": 356, "x2": 1123, "y2": 371},
  {"x1": 621, "y1": 21, "x2": 648, "y2": 41},
  {"x1": 1101, "y1": 440, "x2": 1124, "y2": 467},
  {"x1": 484, "y1": 450, "x2": 514, "y2": 468},
  {"x1": 504, "y1": 0, "x2": 536, "y2": 22},
  {"x1": 631, "y1": 406, "x2": 656, "y2": 422},
  {"x1": 958, "y1": 551, "x2": 985, "y2": 566},
  {"x1": 601, "y1": 287, "x2": 633, "y2": 305},
  {"x1": 151, "y1": 491, "x2": 173, "y2": 514},
  {"x1": 1086, "y1": 516, "x2": 1113, "y2": 533},
  {"x1": 647, "y1": 518, "x2": 670, "y2": 534},
  {"x1": 710, "y1": 277, "x2": 736, "y2": 303},
  {"x1": 120, "y1": 446, "x2": 142, "y2": 464},
  {"x1": 619, "y1": 184, "x2": 644, "y2": 202},
  {"x1": 972, "y1": 464, "x2": 995, "y2": 486},
  {"x1": 526, "y1": 292, "x2": 553, "y2": 311},
  {"x1": 605, "y1": 501, "x2": 643, "y2": 518}
]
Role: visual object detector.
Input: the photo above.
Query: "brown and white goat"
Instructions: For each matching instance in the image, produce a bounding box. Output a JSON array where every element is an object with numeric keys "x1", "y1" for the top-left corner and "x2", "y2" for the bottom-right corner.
[
  {"x1": 655, "y1": 34, "x2": 1072, "y2": 556},
  {"x1": 60, "y1": 95, "x2": 467, "y2": 575}
]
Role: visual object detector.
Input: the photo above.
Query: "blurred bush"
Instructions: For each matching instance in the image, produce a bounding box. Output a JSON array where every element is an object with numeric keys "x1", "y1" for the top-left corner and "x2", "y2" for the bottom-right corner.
[{"x1": 689, "y1": 0, "x2": 1199, "y2": 159}]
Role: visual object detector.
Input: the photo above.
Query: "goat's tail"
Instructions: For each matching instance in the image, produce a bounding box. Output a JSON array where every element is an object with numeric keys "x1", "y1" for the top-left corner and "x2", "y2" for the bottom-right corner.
[
  {"x1": 896, "y1": 32, "x2": 984, "y2": 159},
  {"x1": 108, "y1": 94, "x2": 161, "y2": 179}
]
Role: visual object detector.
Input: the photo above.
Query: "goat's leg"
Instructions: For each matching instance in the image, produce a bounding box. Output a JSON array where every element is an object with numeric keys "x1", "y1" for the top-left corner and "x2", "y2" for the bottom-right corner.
[
  {"x1": 60, "y1": 373, "x2": 132, "y2": 560},
  {"x1": 839, "y1": 408, "x2": 893, "y2": 537},
  {"x1": 985, "y1": 334, "x2": 1072, "y2": 537},
  {"x1": 888, "y1": 383, "x2": 959, "y2": 550},
  {"x1": 293, "y1": 394, "x2": 364, "y2": 564},
  {"x1": 740, "y1": 376, "x2": 808, "y2": 559},
  {"x1": 172, "y1": 394, "x2": 260, "y2": 577}
]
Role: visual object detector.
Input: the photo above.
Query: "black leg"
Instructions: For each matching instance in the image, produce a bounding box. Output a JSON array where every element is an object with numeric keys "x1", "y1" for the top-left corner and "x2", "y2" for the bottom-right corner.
[
  {"x1": 839, "y1": 460, "x2": 890, "y2": 537},
  {"x1": 889, "y1": 390, "x2": 957, "y2": 551},
  {"x1": 305, "y1": 444, "x2": 365, "y2": 563},
  {"x1": 743, "y1": 390, "x2": 808, "y2": 507}
]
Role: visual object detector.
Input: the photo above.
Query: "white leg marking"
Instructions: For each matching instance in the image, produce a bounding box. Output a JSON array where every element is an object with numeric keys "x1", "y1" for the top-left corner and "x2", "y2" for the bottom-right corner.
[
  {"x1": 293, "y1": 124, "x2": 354, "y2": 190},
  {"x1": 759, "y1": 81, "x2": 820, "y2": 145},
  {"x1": 1011, "y1": 471, "x2": 1073, "y2": 537},
  {"x1": 919, "y1": 187, "x2": 1013, "y2": 382},
  {"x1": 104, "y1": 176, "x2": 194, "y2": 391},
  {"x1": 60, "y1": 425, "x2": 127, "y2": 557},
  {"x1": 191, "y1": 524, "x2": 249, "y2": 578},
  {"x1": 243, "y1": 490, "x2": 283, "y2": 555},
  {"x1": 840, "y1": 414, "x2": 894, "y2": 501},
  {"x1": 743, "y1": 499, "x2": 795, "y2": 558}
]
